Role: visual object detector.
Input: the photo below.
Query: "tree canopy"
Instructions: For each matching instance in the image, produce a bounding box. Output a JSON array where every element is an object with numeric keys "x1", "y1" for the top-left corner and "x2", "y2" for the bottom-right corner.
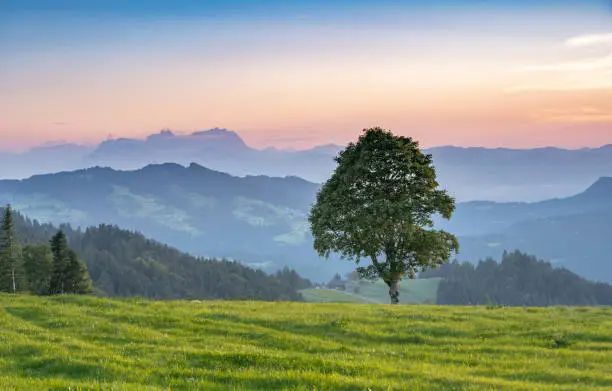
[{"x1": 309, "y1": 127, "x2": 459, "y2": 304}]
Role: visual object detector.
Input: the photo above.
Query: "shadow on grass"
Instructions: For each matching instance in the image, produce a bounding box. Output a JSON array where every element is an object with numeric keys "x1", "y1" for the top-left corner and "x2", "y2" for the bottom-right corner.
[
  {"x1": 8, "y1": 356, "x2": 115, "y2": 381},
  {"x1": 204, "y1": 312, "x2": 464, "y2": 348},
  {"x1": 474, "y1": 369, "x2": 612, "y2": 388}
]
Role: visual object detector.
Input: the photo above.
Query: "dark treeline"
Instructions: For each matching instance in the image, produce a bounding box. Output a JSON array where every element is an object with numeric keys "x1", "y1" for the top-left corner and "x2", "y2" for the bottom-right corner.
[
  {"x1": 0, "y1": 205, "x2": 92, "y2": 296},
  {"x1": 5, "y1": 206, "x2": 312, "y2": 301},
  {"x1": 422, "y1": 250, "x2": 612, "y2": 306}
]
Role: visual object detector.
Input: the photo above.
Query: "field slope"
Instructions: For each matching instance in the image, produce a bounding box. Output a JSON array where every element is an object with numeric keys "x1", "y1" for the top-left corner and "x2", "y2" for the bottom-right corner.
[{"x1": 0, "y1": 295, "x2": 611, "y2": 390}]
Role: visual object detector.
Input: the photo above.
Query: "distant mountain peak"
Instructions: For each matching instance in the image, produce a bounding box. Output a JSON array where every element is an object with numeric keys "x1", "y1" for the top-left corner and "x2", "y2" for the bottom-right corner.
[
  {"x1": 146, "y1": 129, "x2": 176, "y2": 141},
  {"x1": 190, "y1": 128, "x2": 237, "y2": 138},
  {"x1": 142, "y1": 162, "x2": 186, "y2": 171},
  {"x1": 583, "y1": 177, "x2": 612, "y2": 197}
]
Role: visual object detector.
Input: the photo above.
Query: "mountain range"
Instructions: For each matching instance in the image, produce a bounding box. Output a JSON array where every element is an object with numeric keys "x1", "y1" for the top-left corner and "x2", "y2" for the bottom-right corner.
[
  {"x1": 1, "y1": 163, "x2": 611, "y2": 283},
  {"x1": 447, "y1": 177, "x2": 612, "y2": 283},
  {"x1": 2, "y1": 128, "x2": 612, "y2": 202}
]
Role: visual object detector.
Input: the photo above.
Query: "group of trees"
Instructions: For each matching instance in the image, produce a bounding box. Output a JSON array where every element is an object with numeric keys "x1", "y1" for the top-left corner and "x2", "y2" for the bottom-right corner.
[
  {"x1": 421, "y1": 250, "x2": 612, "y2": 306},
  {"x1": 0, "y1": 204, "x2": 92, "y2": 295},
  {"x1": 6, "y1": 207, "x2": 312, "y2": 301}
]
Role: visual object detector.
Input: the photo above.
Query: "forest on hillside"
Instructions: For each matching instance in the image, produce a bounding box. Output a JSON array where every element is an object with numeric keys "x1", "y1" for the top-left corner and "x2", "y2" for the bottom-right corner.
[
  {"x1": 6, "y1": 208, "x2": 612, "y2": 306},
  {"x1": 0, "y1": 206, "x2": 92, "y2": 296},
  {"x1": 6, "y1": 207, "x2": 312, "y2": 301},
  {"x1": 421, "y1": 251, "x2": 612, "y2": 306}
]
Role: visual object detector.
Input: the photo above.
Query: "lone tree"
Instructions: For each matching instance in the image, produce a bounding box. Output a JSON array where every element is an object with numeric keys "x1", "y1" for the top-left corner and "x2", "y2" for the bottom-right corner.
[{"x1": 308, "y1": 127, "x2": 459, "y2": 304}]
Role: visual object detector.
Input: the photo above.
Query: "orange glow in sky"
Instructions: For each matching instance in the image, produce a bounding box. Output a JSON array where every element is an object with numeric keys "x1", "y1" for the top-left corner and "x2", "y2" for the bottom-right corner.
[{"x1": 1, "y1": 2, "x2": 611, "y2": 151}]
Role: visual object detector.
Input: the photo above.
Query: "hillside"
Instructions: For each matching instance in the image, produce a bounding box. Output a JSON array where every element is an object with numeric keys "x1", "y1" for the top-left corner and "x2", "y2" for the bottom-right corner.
[
  {"x1": 0, "y1": 163, "x2": 338, "y2": 280},
  {"x1": 1, "y1": 295, "x2": 611, "y2": 390},
  {"x1": 442, "y1": 178, "x2": 612, "y2": 283},
  {"x1": 2, "y1": 165, "x2": 612, "y2": 282},
  {"x1": 3, "y1": 128, "x2": 612, "y2": 202},
  {"x1": 422, "y1": 251, "x2": 612, "y2": 306},
  {"x1": 7, "y1": 208, "x2": 309, "y2": 301}
]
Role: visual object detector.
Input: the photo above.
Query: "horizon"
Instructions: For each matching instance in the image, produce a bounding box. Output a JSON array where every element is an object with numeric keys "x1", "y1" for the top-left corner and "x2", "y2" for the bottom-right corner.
[
  {"x1": 1, "y1": 0, "x2": 612, "y2": 151},
  {"x1": 3, "y1": 127, "x2": 612, "y2": 154}
]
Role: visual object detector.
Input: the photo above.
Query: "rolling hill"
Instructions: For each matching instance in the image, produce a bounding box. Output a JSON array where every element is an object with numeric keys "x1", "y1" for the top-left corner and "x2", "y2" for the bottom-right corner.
[{"x1": 2, "y1": 164, "x2": 612, "y2": 283}]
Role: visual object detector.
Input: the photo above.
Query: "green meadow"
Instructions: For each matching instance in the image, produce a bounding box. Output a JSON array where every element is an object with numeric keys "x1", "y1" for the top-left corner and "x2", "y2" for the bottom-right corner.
[
  {"x1": 301, "y1": 278, "x2": 441, "y2": 304},
  {"x1": 0, "y1": 294, "x2": 611, "y2": 391}
]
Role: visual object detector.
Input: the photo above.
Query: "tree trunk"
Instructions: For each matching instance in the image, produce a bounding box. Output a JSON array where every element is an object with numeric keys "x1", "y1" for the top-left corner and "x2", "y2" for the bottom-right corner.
[{"x1": 387, "y1": 280, "x2": 400, "y2": 305}]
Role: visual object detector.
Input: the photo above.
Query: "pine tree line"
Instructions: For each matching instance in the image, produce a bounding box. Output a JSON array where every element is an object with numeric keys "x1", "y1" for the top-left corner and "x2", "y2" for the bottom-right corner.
[
  {"x1": 0, "y1": 204, "x2": 92, "y2": 295},
  {"x1": 421, "y1": 250, "x2": 612, "y2": 306}
]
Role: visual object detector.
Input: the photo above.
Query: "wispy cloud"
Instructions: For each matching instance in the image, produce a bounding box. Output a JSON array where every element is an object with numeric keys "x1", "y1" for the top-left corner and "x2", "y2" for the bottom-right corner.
[
  {"x1": 565, "y1": 33, "x2": 612, "y2": 48},
  {"x1": 533, "y1": 107, "x2": 612, "y2": 123},
  {"x1": 506, "y1": 80, "x2": 612, "y2": 93},
  {"x1": 507, "y1": 32, "x2": 612, "y2": 94},
  {"x1": 516, "y1": 54, "x2": 612, "y2": 73}
]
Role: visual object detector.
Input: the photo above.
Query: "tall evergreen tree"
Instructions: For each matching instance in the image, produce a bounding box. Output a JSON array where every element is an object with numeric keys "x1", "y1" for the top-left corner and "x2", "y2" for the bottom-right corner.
[
  {"x1": 64, "y1": 250, "x2": 93, "y2": 294},
  {"x1": 0, "y1": 204, "x2": 25, "y2": 293},
  {"x1": 48, "y1": 231, "x2": 92, "y2": 295},
  {"x1": 49, "y1": 230, "x2": 70, "y2": 295},
  {"x1": 22, "y1": 244, "x2": 53, "y2": 295}
]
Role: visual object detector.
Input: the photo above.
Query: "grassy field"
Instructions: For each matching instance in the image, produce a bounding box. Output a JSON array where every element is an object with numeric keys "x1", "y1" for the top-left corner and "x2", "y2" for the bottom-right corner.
[
  {"x1": 301, "y1": 278, "x2": 441, "y2": 304},
  {"x1": 1, "y1": 295, "x2": 611, "y2": 390}
]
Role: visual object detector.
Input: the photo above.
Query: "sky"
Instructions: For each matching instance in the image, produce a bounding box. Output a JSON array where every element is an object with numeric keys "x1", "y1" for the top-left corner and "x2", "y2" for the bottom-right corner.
[{"x1": 1, "y1": 0, "x2": 611, "y2": 151}]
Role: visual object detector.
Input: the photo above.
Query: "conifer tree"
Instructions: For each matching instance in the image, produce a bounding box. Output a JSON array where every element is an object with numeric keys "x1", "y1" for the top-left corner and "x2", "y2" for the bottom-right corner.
[
  {"x1": 49, "y1": 231, "x2": 92, "y2": 295},
  {"x1": 64, "y1": 249, "x2": 93, "y2": 294},
  {"x1": 22, "y1": 244, "x2": 53, "y2": 295},
  {"x1": 0, "y1": 204, "x2": 25, "y2": 293},
  {"x1": 49, "y1": 230, "x2": 70, "y2": 295}
]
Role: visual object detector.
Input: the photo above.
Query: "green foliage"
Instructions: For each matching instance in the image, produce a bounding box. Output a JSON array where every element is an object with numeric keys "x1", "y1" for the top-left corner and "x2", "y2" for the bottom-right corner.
[
  {"x1": 64, "y1": 250, "x2": 93, "y2": 294},
  {"x1": 47, "y1": 230, "x2": 92, "y2": 295},
  {"x1": 22, "y1": 244, "x2": 53, "y2": 295},
  {"x1": 0, "y1": 204, "x2": 27, "y2": 293},
  {"x1": 309, "y1": 127, "x2": 459, "y2": 304},
  {"x1": 0, "y1": 295, "x2": 611, "y2": 390},
  {"x1": 422, "y1": 251, "x2": 612, "y2": 306},
  {"x1": 3, "y1": 206, "x2": 310, "y2": 301},
  {"x1": 49, "y1": 231, "x2": 70, "y2": 295},
  {"x1": 2, "y1": 208, "x2": 93, "y2": 297}
]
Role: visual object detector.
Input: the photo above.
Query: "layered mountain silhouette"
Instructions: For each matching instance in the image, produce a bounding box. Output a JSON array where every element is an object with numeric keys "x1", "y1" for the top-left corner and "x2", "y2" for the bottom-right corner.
[
  {"x1": 447, "y1": 177, "x2": 612, "y2": 283},
  {"x1": 2, "y1": 128, "x2": 612, "y2": 202},
  {"x1": 0, "y1": 163, "x2": 339, "y2": 281},
  {"x1": 1, "y1": 164, "x2": 611, "y2": 282}
]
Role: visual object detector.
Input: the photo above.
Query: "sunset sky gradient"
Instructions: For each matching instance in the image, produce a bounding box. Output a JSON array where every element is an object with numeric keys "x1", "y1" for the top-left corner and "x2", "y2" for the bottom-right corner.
[{"x1": 1, "y1": 0, "x2": 611, "y2": 151}]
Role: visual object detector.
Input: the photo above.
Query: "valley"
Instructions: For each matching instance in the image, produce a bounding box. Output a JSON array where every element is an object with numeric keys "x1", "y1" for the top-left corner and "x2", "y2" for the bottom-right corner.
[
  {"x1": 2, "y1": 162, "x2": 612, "y2": 283},
  {"x1": 3, "y1": 2, "x2": 611, "y2": 389}
]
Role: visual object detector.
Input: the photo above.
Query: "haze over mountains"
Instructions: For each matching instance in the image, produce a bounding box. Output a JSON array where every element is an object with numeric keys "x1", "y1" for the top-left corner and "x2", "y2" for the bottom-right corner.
[
  {"x1": 2, "y1": 128, "x2": 612, "y2": 202},
  {"x1": 1, "y1": 162, "x2": 611, "y2": 283}
]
